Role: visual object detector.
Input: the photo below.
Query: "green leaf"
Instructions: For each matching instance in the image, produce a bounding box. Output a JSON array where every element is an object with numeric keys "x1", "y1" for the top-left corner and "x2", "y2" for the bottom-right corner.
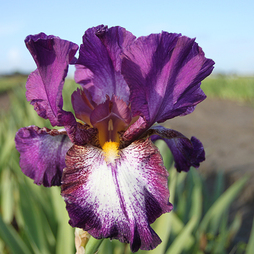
[
  {"x1": 198, "y1": 176, "x2": 248, "y2": 235},
  {"x1": 149, "y1": 213, "x2": 173, "y2": 254},
  {"x1": 165, "y1": 215, "x2": 198, "y2": 254},
  {"x1": 189, "y1": 169, "x2": 203, "y2": 225},
  {"x1": 168, "y1": 167, "x2": 177, "y2": 204},
  {"x1": 1, "y1": 169, "x2": 14, "y2": 223},
  {"x1": 227, "y1": 212, "x2": 242, "y2": 243},
  {"x1": 50, "y1": 187, "x2": 74, "y2": 254},
  {"x1": 212, "y1": 211, "x2": 229, "y2": 254},
  {"x1": 19, "y1": 183, "x2": 50, "y2": 254},
  {"x1": 246, "y1": 218, "x2": 254, "y2": 254},
  {"x1": 0, "y1": 214, "x2": 32, "y2": 254},
  {"x1": 212, "y1": 170, "x2": 225, "y2": 203},
  {"x1": 148, "y1": 168, "x2": 177, "y2": 254},
  {"x1": 170, "y1": 212, "x2": 195, "y2": 249},
  {"x1": 0, "y1": 129, "x2": 15, "y2": 167}
]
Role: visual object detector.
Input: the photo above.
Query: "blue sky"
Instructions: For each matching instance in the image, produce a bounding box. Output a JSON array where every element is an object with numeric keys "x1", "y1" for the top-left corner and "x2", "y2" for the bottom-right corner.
[{"x1": 0, "y1": 0, "x2": 253, "y2": 75}]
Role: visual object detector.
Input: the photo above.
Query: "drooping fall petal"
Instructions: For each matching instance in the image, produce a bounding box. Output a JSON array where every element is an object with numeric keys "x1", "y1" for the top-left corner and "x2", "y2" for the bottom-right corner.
[
  {"x1": 149, "y1": 125, "x2": 205, "y2": 172},
  {"x1": 61, "y1": 139, "x2": 172, "y2": 252},
  {"x1": 15, "y1": 126, "x2": 73, "y2": 187}
]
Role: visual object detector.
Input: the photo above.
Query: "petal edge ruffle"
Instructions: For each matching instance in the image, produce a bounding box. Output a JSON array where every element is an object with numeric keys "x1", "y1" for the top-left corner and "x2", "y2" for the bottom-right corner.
[
  {"x1": 122, "y1": 32, "x2": 214, "y2": 127},
  {"x1": 15, "y1": 126, "x2": 73, "y2": 187},
  {"x1": 25, "y1": 33, "x2": 78, "y2": 127},
  {"x1": 149, "y1": 125, "x2": 205, "y2": 172},
  {"x1": 61, "y1": 139, "x2": 172, "y2": 252},
  {"x1": 75, "y1": 25, "x2": 136, "y2": 104}
]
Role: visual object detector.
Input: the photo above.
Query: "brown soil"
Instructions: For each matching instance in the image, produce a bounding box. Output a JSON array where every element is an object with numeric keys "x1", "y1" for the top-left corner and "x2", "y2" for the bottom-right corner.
[
  {"x1": 167, "y1": 98, "x2": 254, "y2": 178},
  {"x1": 0, "y1": 93, "x2": 11, "y2": 112},
  {"x1": 165, "y1": 98, "x2": 254, "y2": 244}
]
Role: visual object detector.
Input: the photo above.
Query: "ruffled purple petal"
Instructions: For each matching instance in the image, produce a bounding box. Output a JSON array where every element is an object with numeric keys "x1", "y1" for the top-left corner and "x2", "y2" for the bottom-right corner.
[
  {"x1": 15, "y1": 126, "x2": 73, "y2": 187},
  {"x1": 25, "y1": 33, "x2": 78, "y2": 128},
  {"x1": 75, "y1": 25, "x2": 136, "y2": 104},
  {"x1": 122, "y1": 32, "x2": 215, "y2": 126},
  {"x1": 61, "y1": 139, "x2": 172, "y2": 252},
  {"x1": 149, "y1": 126, "x2": 205, "y2": 172}
]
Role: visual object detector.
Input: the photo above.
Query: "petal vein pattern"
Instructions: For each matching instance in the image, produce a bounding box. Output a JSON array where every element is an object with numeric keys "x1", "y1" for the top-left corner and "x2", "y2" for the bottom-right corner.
[
  {"x1": 75, "y1": 25, "x2": 136, "y2": 104},
  {"x1": 25, "y1": 33, "x2": 78, "y2": 127},
  {"x1": 122, "y1": 32, "x2": 215, "y2": 126},
  {"x1": 15, "y1": 126, "x2": 73, "y2": 187},
  {"x1": 62, "y1": 139, "x2": 172, "y2": 252},
  {"x1": 15, "y1": 25, "x2": 215, "y2": 253}
]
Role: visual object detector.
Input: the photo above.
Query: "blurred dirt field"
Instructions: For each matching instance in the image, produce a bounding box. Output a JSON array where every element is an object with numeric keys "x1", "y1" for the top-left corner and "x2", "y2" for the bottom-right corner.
[
  {"x1": 0, "y1": 93, "x2": 10, "y2": 112},
  {"x1": 166, "y1": 98, "x2": 254, "y2": 243},
  {"x1": 167, "y1": 98, "x2": 254, "y2": 179}
]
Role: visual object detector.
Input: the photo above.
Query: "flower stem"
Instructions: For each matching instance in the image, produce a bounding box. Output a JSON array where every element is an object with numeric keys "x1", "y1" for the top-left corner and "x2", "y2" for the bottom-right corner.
[{"x1": 85, "y1": 237, "x2": 104, "y2": 254}]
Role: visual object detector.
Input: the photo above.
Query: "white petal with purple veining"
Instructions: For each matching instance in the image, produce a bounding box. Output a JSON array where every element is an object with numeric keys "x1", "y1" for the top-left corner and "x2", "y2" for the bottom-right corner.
[{"x1": 62, "y1": 139, "x2": 172, "y2": 252}]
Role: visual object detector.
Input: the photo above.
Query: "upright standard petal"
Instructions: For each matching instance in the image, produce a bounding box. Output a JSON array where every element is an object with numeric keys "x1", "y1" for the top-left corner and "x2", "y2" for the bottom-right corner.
[
  {"x1": 122, "y1": 32, "x2": 215, "y2": 126},
  {"x1": 15, "y1": 126, "x2": 73, "y2": 187},
  {"x1": 25, "y1": 33, "x2": 78, "y2": 127},
  {"x1": 61, "y1": 139, "x2": 172, "y2": 252},
  {"x1": 75, "y1": 25, "x2": 136, "y2": 104},
  {"x1": 71, "y1": 88, "x2": 95, "y2": 126}
]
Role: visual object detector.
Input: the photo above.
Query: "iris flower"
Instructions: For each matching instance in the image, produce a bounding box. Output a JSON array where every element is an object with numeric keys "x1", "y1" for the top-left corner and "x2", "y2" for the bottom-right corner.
[{"x1": 15, "y1": 25, "x2": 214, "y2": 252}]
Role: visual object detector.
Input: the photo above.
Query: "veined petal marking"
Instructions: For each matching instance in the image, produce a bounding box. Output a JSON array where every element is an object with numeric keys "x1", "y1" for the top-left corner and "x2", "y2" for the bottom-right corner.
[{"x1": 62, "y1": 139, "x2": 172, "y2": 252}]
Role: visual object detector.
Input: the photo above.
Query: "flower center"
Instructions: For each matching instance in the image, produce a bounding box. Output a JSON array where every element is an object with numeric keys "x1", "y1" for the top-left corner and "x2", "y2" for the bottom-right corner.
[
  {"x1": 90, "y1": 96, "x2": 132, "y2": 147},
  {"x1": 102, "y1": 141, "x2": 119, "y2": 163},
  {"x1": 107, "y1": 119, "x2": 114, "y2": 141}
]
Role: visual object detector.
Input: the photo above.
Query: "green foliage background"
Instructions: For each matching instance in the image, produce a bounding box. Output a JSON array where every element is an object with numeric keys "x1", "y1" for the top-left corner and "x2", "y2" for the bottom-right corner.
[{"x1": 0, "y1": 75, "x2": 253, "y2": 253}]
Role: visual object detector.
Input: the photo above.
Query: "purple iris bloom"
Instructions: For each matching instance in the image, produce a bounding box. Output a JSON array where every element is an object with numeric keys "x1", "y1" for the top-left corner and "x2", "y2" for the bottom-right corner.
[{"x1": 15, "y1": 25, "x2": 214, "y2": 252}]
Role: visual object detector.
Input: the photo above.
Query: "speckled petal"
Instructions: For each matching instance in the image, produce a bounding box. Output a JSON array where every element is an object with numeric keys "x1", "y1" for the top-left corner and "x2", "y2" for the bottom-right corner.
[
  {"x1": 15, "y1": 126, "x2": 73, "y2": 187},
  {"x1": 149, "y1": 125, "x2": 205, "y2": 172},
  {"x1": 61, "y1": 139, "x2": 172, "y2": 252},
  {"x1": 122, "y1": 32, "x2": 215, "y2": 126},
  {"x1": 75, "y1": 25, "x2": 136, "y2": 104},
  {"x1": 121, "y1": 116, "x2": 147, "y2": 145}
]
